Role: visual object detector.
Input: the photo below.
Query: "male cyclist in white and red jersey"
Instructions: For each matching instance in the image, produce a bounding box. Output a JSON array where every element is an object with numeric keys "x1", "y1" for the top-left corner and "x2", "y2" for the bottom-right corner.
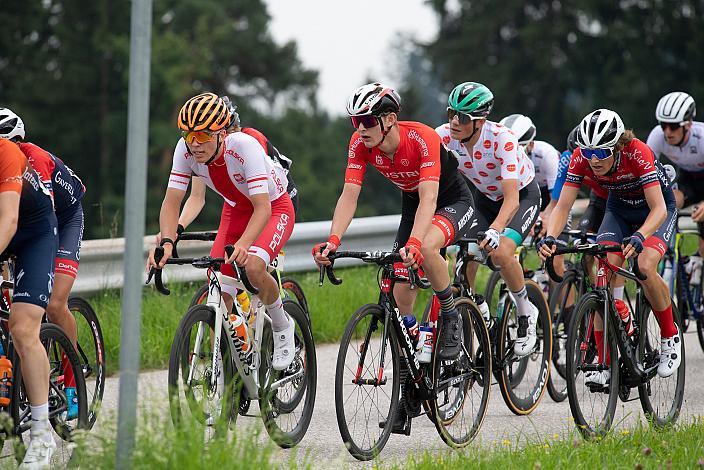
[
  {"x1": 539, "y1": 109, "x2": 681, "y2": 384},
  {"x1": 436, "y1": 82, "x2": 542, "y2": 357},
  {"x1": 147, "y1": 93, "x2": 296, "y2": 370}
]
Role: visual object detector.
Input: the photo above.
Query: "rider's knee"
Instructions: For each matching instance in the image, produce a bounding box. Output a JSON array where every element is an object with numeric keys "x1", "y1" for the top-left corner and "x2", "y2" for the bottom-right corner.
[
  {"x1": 491, "y1": 243, "x2": 515, "y2": 266},
  {"x1": 45, "y1": 297, "x2": 66, "y2": 320},
  {"x1": 638, "y1": 249, "x2": 661, "y2": 274}
]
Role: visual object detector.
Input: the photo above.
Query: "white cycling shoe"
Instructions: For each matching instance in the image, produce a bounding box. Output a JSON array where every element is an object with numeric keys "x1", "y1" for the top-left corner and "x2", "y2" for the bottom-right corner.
[
  {"x1": 584, "y1": 369, "x2": 611, "y2": 387},
  {"x1": 657, "y1": 326, "x2": 682, "y2": 378},
  {"x1": 513, "y1": 304, "x2": 538, "y2": 357},
  {"x1": 272, "y1": 316, "x2": 295, "y2": 371},
  {"x1": 20, "y1": 433, "x2": 56, "y2": 470}
]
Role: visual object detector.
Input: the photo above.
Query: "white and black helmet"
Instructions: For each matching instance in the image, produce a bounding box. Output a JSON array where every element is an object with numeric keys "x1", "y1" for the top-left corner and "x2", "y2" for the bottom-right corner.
[
  {"x1": 656, "y1": 92, "x2": 696, "y2": 123},
  {"x1": 0, "y1": 108, "x2": 25, "y2": 141},
  {"x1": 346, "y1": 83, "x2": 401, "y2": 116},
  {"x1": 576, "y1": 108, "x2": 624, "y2": 149},
  {"x1": 499, "y1": 113, "x2": 536, "y2": 145}
]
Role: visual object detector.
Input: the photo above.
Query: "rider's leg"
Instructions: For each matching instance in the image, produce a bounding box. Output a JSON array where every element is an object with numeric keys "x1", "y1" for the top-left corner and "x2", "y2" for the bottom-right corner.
[
  {"x1": 489, "y1": 236, "x2": 533, "y2": 315},
  {"x1": 10, "y1": 303, "x2": 49, "y2": 406},
  {"x1": 45, "y1": 273, "x2": 77, "y2": 346},
  {"x1": 638, "y1": 247, "x2": 677, "y2": 336}
]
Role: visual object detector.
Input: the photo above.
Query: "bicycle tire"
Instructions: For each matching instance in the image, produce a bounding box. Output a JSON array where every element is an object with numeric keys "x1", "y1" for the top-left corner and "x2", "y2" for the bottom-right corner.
[
  {"x1": 638, "y1": 302, "x2": 685, "y2": 427},
  {"x1": 546, "y1": 272, "x2": 578, "y2": 403},
  {"x1": 68, "y1": 296, "x2": 105, "y2": 429},
  {"x1": 484, "y1": 270, "x2": 503, "y2": 316},
  {"x1": 189, "y1": 284, "x2": 209, "y2": 309},
  {"x1": 167, "y1": 304, "x2": 236, "y2": 437},
  {"x1": 335, "y1": 304, "x2": 400, "y2": 461},
  {"x1": 565, "y1": 292, "x2": 619, "y2": 438},
  {"x1": 432, "y1": 297, "x2": 491, "y2": 448}
]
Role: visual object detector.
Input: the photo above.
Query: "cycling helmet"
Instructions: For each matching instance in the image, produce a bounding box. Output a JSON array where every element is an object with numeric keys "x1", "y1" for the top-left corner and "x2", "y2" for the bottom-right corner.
[
  {"x1": 177, "y1": 92, "x2": 230, "y2": 132},
  {"x1": 0, "y1": 108, "x2": 25, "y2": 141},
  {"x1": 499, "y1": 114, "x2": 536, "y2": 145},
  {"x1": 576, "y1": 109, "x2": 624, "y2": 149},
  {"x1": 447, "y1": 82, "x2": 494, "y2": 118},
  {"x1": 656, "y1": 92, "x2": 696, "y2": 123},
  {"x1": 566, "y1": 125, "x2": 579, "y2": 152},
  {"x1": 346, "y1": 83, "x2": 401, "y2": 116},
  {"x1": 221, "y1": 95, "x2": 241, "y2": 129}
]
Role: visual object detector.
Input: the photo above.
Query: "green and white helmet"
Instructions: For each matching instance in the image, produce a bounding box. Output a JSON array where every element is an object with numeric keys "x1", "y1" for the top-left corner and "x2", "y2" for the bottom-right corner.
[{"x1": 447, "y1": 82, "x2": 494, "y2": 118}]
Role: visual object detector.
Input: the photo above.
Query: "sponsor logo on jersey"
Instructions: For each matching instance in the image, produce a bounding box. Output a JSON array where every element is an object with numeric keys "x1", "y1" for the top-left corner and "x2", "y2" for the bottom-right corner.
[
  {"x1": 442, "y1": 135, "x2": 451, "y2": 145},
  {"x1": 486, "y1": 162, "x2": 496, "y2": 170},
  {"x1": 347, "y1": 163, "x2": 364, "y2": 170},
  {"x1": 408, "y1": 130, "x2": 429, "y2": 157},
  {"x1": 483, "y1": 140, "x2": 491, "y2": 149},
  {"x1": 479, "y1": 171, "x2": 489, "y2": 177},
  {"x1": 691, "y1": 146, "x2": 697, "y2": 154},
  {"x1": 464, "y1": 161, "x2": 473, "y2": 169},
  {"x1": 420, "y1": 161, "x2": 435, "y2": 169},
  {"x1": 506, "y1": 164, "x2": 516, "y2": 172},
  {"x1": 487, "y1": 185, "x2": 498, "y2": 191},
  {"x1": 375, "y1": 155, "x2": 384, "y2": 165},
  {"x1": 504, "y1": 142, "x2": 515, "y2": 152},
  {"x1": 226, "y1": 149, "x2": 245, "y2": 164},
  {"x1": 458, "y1": 206, "x2": 474, "y2": 229},
  {"x1": 616, "y1": 173, "x2": 634, "y2": 180},
  {"x1": 401, "y1": 159, "x2": 409, "y2": 166},
  {"x1": 521, "y1": 205, "x2": 538, "y2": 233},
  {"x1": 269, "y1": 213, "x2": 290, "y2": 251},
  {"x1": 474, "y1": 150, "x2": 482, "y2": 159},
  {"x1": 496, "y1": 176, "x2": 503, "y2": 181},
  {"x1": 381, "y1": 170, "x2": 419, "y2": 179},
  {"x1": 232, "y1": 173, "x2": 245, "y2": 183}
]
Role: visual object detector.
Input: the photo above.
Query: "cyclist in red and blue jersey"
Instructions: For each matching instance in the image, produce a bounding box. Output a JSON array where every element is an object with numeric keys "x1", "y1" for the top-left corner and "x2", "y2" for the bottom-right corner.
[
  {"x1": 0, "y1": 136, "x2": 58, "y2": 467},
  {"x1": 539, "y1": 109, "x2": 681, "y2": 383}
]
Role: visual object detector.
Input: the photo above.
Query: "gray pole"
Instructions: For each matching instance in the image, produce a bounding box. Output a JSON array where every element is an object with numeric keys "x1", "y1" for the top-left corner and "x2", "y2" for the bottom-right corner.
[{"x1": 116, "y1": 0, "x2": 152, "y2": 467}]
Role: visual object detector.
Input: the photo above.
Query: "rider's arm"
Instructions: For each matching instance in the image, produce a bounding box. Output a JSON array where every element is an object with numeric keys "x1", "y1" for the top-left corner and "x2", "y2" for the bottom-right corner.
[
  {"x1": 329, "y1": 183, "x2": 361, "y2": 239},
  {"x1": 408, "y1": 180, "x2": 439, "y2": 241},
  {"x1": 491, "y1": 179, "x2": 519, "y2": 232},
  {"x1": 546, "y1": 185, "x2": 579, "y2": 238},
  {"x1": 638, "y1": 184, "x2": 667, "y2": 239},
  {"x1": 237, "y1": 193, "x2": 272, "y2": 248},
  {"x1": 159, "y1": 188, "x2": 186, "y2": 243},
  {"x1": 0, "y1": 192, "x2": 20, "y2": 254},
  {"x1": 177, "y1": 176, "x2": 206, "y2": 229}
]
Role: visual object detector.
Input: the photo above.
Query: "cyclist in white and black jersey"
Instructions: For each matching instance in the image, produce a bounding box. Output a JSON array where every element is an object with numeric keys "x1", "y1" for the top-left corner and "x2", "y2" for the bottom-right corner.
[
  {"x1": 436, "y1": 82, "x2": 542, "y2": 357},
  {"x1": 647, "y1": 92, "x2": 704, "y2": 256}
]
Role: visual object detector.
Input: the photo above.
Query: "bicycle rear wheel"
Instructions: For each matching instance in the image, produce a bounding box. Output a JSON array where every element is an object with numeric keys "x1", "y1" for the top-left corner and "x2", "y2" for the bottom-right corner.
[
  {"x1": 259, "y1": 299, "x2": 316, "y2": 448},
  {"x1": 281, "y1": 276, "x2": 310, "y2": 315},
  {"x1": 496, "y1": 280, "x2": 552, "y2": 415},
  {"x1": 335, "y1": 304, "x2": 400, "y2": 461},
  {"x1": 68, "y1": 296, "x2": 105, "y2": 429},
  {"x1": 432, "y1": 297, "x2": 491, "y2": 448},
  {"x1": 638, "y1": 302, "x2": 685, "y2": 427},
  {"x1": 565, "y1": 292, "x2": 619, "y2": 438},
  {"x1": 546, "y1": 272, "x2": 578, "y2": 402}
]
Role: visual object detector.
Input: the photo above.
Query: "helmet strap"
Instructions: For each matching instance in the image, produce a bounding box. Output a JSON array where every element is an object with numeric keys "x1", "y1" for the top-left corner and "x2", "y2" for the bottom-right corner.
[
  {"x1": 675, "y1": 127, "x2": 690, "y2": 147},
  {"x1": 604, "y1": 151, "x2": 620, "y2": 176},
  {"x1": 375, "y1": 115, "x2": 395, "y2": 148},
  {"x1": 205, "y1": 134, "x2": 224, "y2": 166},
  {"x1": 460, "y1": 120, "x2": 479, "y2": 144}
]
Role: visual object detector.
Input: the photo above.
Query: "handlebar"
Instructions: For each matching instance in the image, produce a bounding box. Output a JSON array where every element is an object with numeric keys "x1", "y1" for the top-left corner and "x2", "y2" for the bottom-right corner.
[
  {"x1": 146, "y1": 244, "x2": 258, "y2": 296},
  {"x1": 317, "y1": 250, "x2": 431, "y2": 290},
  {"x1": 455, "y1": 233, "x2": 501, "y2": 272},
  {"x1": 544, "y1": 242, "x2": 647, "y2": 283}
]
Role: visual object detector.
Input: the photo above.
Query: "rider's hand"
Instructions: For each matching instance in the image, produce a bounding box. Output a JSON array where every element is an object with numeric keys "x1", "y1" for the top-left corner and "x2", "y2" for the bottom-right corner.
[
  {"x1": 155, "y1": 232, "x2": 162, "y2": 245},
  {"x1": 226, "y1": 242, "x2": 250, "y2": 266},
  {"x1": 693, "y1": 204, "x2": 704, "y2": 223},
  {"x1": 147, "y1": 243, "x2": 173, "y2": 271},
  {"x1": 400, "y1": 237, "x2": 424, "y2": 268},
  {"x1": 622, "y1": 232, "x2": 645, "y2": 259},
  {"x1": 480, "y1": 228, "x2": 501, "y2": 252},
  {"x1": 312, "y1": 235, "x2": 340, "y2": 266},
  {"x1": 537, "y1": 236, "x2": 557, "y2": 261}
]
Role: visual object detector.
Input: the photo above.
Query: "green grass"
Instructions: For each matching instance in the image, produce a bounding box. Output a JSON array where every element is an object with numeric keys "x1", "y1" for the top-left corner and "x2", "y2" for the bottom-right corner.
[{"x1": 397, "y1": 418, "x2": 704, "y2": 470}]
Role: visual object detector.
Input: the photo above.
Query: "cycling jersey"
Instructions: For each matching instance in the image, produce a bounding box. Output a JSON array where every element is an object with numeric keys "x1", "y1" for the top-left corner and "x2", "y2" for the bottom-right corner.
[
  {"x1": 19, "y1": 142, "x2": 85, "y2": 216},
  {"x1": 435, "y1": 121, "x2": 534, "y2": 201},
  {"x1": 565, "y1": 139, "x2": 671, "y2": 208},
  {"x1": 345, "y1": 121, "x2": 463, "y2": 197},
  {"x1": 553, "y1": 150, "x2": 608, "y2": 200},
  {"x1": 169, "y1": 132, "x2": 289, "y2": 211},
  {"x1": 646, "y1": 121, "x2": 704, "y2": 172},
  {"x1": 527, "y1": 140, "x2": 559, "y2": 191}
]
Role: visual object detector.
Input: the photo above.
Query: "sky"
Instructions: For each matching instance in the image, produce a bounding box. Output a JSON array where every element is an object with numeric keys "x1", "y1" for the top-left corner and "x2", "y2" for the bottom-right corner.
[{"x1": 265, "y1": 0, "x2": 440, "y2": 115}]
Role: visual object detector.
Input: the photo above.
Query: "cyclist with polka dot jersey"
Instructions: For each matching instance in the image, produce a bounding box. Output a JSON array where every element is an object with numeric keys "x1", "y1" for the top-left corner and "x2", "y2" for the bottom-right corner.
[{"x1": 436, "y1": 82, "x2": 542, "y2": 358}]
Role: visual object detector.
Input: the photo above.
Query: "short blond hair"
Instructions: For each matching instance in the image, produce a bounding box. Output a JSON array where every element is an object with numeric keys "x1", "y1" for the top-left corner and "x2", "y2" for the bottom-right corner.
[{"x1": 614, "y1": 129, "x2": 636, "y2": 153}]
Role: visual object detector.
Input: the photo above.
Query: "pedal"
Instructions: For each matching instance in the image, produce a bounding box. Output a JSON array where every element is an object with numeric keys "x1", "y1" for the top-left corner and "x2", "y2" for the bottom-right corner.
[{"x1": 378, "y1": 410, "x2": 412, "y2": 436}]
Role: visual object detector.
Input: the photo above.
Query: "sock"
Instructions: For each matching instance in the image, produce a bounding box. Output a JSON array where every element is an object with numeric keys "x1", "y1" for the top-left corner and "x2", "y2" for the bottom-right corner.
[
  {"x1": 613, "y1": 287, "x2": 624, "y2": 300},
  {"x1": 62, "y1": 353, "x2": 76, "y2": 388},
  {"x1": 654, "y1": 304, "x2": 677, "y2": 338},
  {"x1": 593, "y1": 330, "x2": 610, "y2": 364},
  {"x1": 434, "y1": 285, "x2": 458, "y2": 319},
  {"x1": 510, "y1": 286, "x2": 532, "y2": 317},
  {"x1": 30, "y1": 403, "x2": 50, "y2": 437},
  {"x1": 266, "y1": 296, "x2": 289, "y2": 331}
]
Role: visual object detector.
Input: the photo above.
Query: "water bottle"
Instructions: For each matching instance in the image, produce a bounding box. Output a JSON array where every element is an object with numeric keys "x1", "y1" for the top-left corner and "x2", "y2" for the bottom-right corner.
[
  {"x1": 416, "y1": 324, "x2": 433, "y2": 363},
  {"x1": 533, "y1": 269, "x2": 550, "y2": 296},
  {"x1": 236, "y1": 290, "x2": 251, "y2": 314},
  {"x1": 688, "y1": 255, "x2": 703, "y2": 286},
  {"x1": 402, "y1": 315, "x2": 419, "y2": 345},
  {"x1": 614, "y1": 299, "x2": 634, "y2": 337},
  {"x1": 496, "y1": 294, "x2": 507, "y2": 320},
  {"x1": 229, "y1": 313, "x2": 251, "y2": 354},
  {"x1": 474, "y1": 294, "x2": 491, "y2": 324},
  {"x1": 0, "y1": 356, "x2": 12, "y2": 407}
]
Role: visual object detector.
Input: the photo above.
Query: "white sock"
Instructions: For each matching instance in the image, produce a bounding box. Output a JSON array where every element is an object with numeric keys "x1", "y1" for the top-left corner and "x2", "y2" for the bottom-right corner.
[
  {"x1": 613, "y1": 287, "x2": 624, "y2": 300},
  {"x1": 30, "y1": 403, "x2": 50, "y2": 437},
  {"x1": 266, "y1": 297, "x2": 289, "y2": 331},
  {"x1": 511, "y1": 287, "x2": 532, "y2": 317}
]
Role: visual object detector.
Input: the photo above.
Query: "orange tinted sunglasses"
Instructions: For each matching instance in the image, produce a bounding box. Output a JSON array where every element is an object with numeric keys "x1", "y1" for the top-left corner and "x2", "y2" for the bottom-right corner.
[{"x1": 182, "y1": 130, "x2": 216, "y2": 144}]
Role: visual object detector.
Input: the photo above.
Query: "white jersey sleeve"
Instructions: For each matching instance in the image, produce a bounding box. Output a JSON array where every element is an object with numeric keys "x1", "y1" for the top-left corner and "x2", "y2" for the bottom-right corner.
[
  {"x1": 646, "y1": 125, "x2": 665, "y2": 158},
  {"x1": 168, "y1": 139, "x2": 193, "y2": 192},
  {"x1": 531, "y1": 140, "x2": 560, "y2": 191}
]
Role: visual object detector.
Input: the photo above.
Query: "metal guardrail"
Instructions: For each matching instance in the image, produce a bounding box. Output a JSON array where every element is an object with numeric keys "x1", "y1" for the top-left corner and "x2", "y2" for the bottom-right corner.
[{"x1": 72, "y1": 199, "x2": 699, "y2": 293}]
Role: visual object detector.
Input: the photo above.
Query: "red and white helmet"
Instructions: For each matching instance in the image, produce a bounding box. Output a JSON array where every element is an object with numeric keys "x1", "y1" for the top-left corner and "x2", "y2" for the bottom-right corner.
[
  {"x1": 346, "y1": 83, "x2": 401, "y2": 116},
  {"x1": 577, "y1": 108, "x2": 624, "y2": 149},
  {"x1": 0, "y1": 108, "x2": 25, "y2": 141}
]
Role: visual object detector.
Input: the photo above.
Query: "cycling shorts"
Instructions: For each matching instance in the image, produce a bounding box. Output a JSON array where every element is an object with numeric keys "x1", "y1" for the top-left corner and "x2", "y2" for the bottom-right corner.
[
  {"x1": 55, "y1": 204, "x2": 84, "y2": 278},
  {"x1": 211, "y1": 194, "x2": 295, "y2": 279},
  {"x1": 286, "y1": 172, "x2": 299, "y2": 214},
  {"x1": 578, "y1": 191, "x2": 607, "y2": 235},
  {"x1": 5, "y1": 213, "x2": 58, "y2": 309},
  {"x1": 596, "y1": 192, "x2": 677, "y2": 257},
  {"x1": 463, "y1": 180, "x2": 542, "y2": 246},
  {"x1": 539, "y1": 185, "x2": 550, "y2": 212},
  {"x1": 676, "y1": 169, "x2": 704, "y2": 237}
]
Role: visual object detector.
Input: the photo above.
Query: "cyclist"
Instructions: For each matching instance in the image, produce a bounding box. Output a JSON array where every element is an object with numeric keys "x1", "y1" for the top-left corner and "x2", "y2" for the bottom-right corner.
[
  {"x1": 0, "y1": 137, "x2": 58, "y2": 468},
  {"x1": 0, "y1": 108, "x2": 85, "y2": 420},
  {"x1": 147, "y1": 92, "x2": 296, "y2": 370},
  {"x1": 539, "y1": 108, "x2": 681, "y2": 383},
  {"x1": 436, "y1": 82, "x2": 541, "y2": 357},
  {"x1": 647, "y1": 92, "x2": 703, "y2": 265},
  {"x1": 313, "y1": 83, "x2": 475, "y2": 363}
]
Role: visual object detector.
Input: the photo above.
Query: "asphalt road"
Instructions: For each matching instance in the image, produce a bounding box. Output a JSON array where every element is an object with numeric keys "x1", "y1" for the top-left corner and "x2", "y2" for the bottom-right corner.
[{"x1": 90, "y1": 328, "x2": 704, "y2": 468}]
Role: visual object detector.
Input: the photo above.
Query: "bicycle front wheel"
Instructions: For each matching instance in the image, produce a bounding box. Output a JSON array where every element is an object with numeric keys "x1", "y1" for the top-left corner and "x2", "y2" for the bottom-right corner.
[
  {"x1": 281, "y1": 276, "x2": 310, "y2": 315},
  {"x1": 432, "y1": 297, "x2": 491, "y2": 448},
  {"x1": 546, "y1": 272, "x2": 578, "y2": 403},
  {"x1": 335, "y1": 304, "x2": 400, "y2": 461}
]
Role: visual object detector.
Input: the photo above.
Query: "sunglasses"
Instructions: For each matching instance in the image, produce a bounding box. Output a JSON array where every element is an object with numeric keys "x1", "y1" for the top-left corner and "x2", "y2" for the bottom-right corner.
[
  {"x1": 182, "y1": 130, "x2": 216, "y2": 144},
  {"x1": 350, "y1": 115, "x2": 380, "y2": 129},
  {"x1": 581, "y1": 147, "x2": 613, "y2": 160},
  {"x1": 447, "y1": 108, "x2": 477, "y2": 125},
  {"x1": 660, "y1": 121, "x2": 685, "y2": 131}
]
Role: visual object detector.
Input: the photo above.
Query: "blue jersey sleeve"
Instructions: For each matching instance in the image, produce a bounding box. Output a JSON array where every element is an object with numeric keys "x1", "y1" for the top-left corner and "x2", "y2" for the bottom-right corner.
[{"x1": 551, "y1": 150, "x2": 572, "y2": 200}]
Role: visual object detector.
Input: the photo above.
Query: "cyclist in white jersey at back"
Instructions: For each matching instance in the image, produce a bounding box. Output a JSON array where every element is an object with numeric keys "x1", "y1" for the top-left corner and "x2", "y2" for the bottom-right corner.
[
  {"x1": 436, "y1": 82, "x2": 542, "y2": 357},
  {"x1": 647, "y1": 92, "x2": 704, "y2": 260}
]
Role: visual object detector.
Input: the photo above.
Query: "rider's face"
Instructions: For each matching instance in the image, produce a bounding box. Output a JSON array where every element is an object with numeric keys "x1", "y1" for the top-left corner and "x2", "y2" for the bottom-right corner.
[
  {"x1": 662, "y1": 121, "x2": 690, "y2": 145},
  {"x1": 449, "y1": 114, "x2": 485, "y2": 142},
  {"x1": 587, "y1": 154, "x2": 615, "y2": 176},
  {"x1": 189, "y1": 131, "x2": 224, "y2": 163},
  {"x1": 354, "y1": 113, "x2": 395, "y2": 148}
]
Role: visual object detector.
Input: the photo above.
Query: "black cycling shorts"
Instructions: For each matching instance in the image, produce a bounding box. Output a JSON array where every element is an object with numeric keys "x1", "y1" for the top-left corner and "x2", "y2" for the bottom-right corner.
[{"x1": 578, "y1": 190, "x2": 607, "y2": 235}]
